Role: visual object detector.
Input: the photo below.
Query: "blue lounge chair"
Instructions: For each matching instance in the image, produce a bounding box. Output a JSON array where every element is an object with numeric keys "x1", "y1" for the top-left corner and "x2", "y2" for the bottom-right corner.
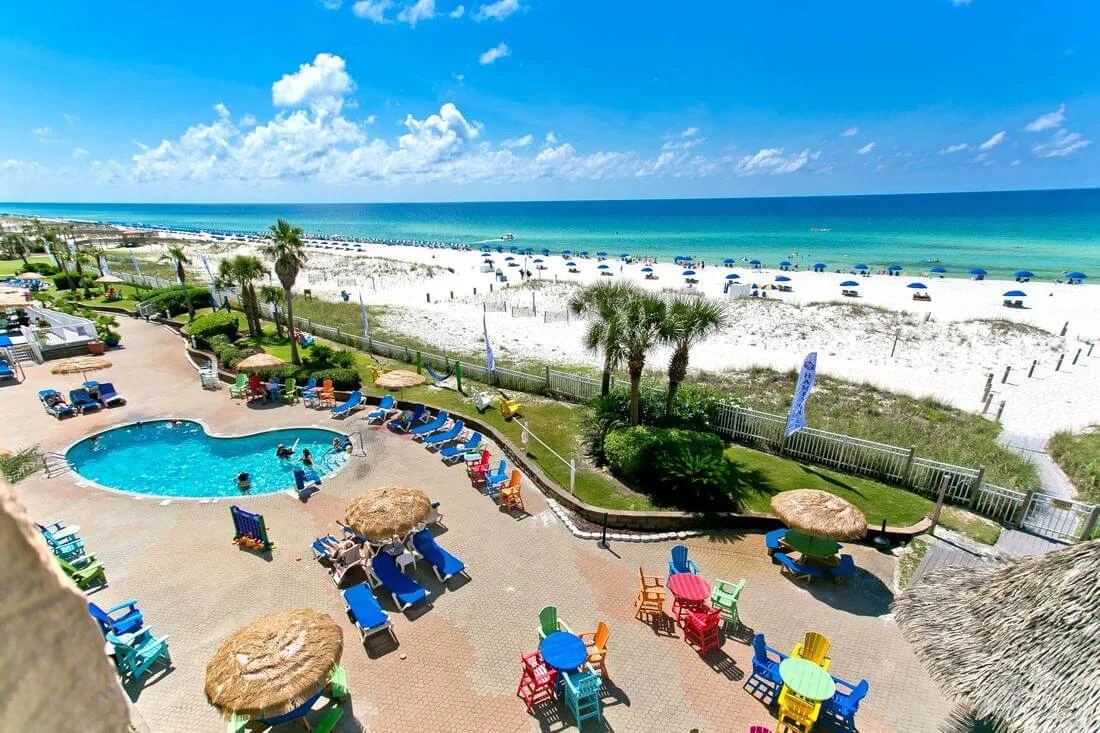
[
  {"x1": 342, "y1": 582, "x2": 395, "y2": 643},
  {"x1": 743, "y1": 633, "x2": 787, "y2": 703},
  {"x1": 439, "y1": 432, "x2": 481, "y2": 464},
  {"x1": 775, "y1": 552, "x2": 824, "y2": 582},
  {"x1": 331, "y1": 390, "x2": 363, "y2": 418},
  {"x1": 371, "y1": 552, "x2": 428, "y2": 611},
  {"x1": 366, "y1": 395, "x2": 395, "y2": 423},
  {"x1": 829, "y1": 554, "x2": 856, "y2": 583},
  {"x1": 388, "y1": 403, "x2": 428, "y2": 433},
  {"x1": 88, "y1": 600, "x2": 144, "y2": 637},
  {"x1": 820, "y1": 678, "x2": 870, "y2": 732},
  {"x1": 106, "y1": 629, "x2": 171, "y2": 681},
  {"x1": 411, "y1": 529, "x2": 467, "y2": 582},
  {"x1": 0, "y1": 360, "x2": 14, "y2": 380},
  {"x1": 422, "y1": 420, "x2": 464, "y2": 447},
  {"x1": 96, "y1": 382, "x2": 125, "y2": 406},
  {"x1": 69, "y1": 388, "x2": 102, "y2": 414},
  {"x1": 668, "y1": 544, "x2": 700, "y2": 575},
  {"x1": 410, "y1": 411, "x2": 448, "y2": 438},
  {"x1": 39, "y1": 389, "x2": 75, "y2": 418},
  {"x1": 311, "y1": 534, "x2": 343, "y2": 561},
  {"x1": 765, "y1": 527, "x2": 787, "y2": 557}
]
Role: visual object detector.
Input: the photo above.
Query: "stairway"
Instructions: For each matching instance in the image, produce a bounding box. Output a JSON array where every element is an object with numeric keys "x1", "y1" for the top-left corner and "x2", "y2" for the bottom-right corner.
[
  {"x1": 41, "y1": 452, "x2": 74, "y2": 478},
  {"x1": 4, "y1": 343, "x2": 38, "y2": 364}
]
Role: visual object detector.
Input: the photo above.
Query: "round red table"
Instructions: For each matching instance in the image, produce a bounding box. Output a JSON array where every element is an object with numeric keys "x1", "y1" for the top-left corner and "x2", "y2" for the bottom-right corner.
[{"x1": 667, "y1": 574, "x2": 711, "y2": 627}]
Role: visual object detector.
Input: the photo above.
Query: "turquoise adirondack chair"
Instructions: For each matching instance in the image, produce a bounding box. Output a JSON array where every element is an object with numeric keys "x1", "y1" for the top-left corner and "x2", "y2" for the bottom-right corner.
[
  {"x1": 711, "y1": 578, "x2": 745, "y2": 631},
  {"x1": 536, "y1": 605, "x2": 574, "y2": 641},
  {"x1": 107, "y1": 629, "x2": 171, "y2": 681},
  {"x1": 563, "y1": 666, "x2": 603, "y2": 727}
]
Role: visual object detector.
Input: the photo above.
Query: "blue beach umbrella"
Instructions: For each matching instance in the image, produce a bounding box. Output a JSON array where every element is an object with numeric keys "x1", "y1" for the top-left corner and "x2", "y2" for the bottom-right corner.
[
  {"x1": 1066, "y1": 271, "x2": 1087, "y2": 279},
  {"x1": 854, "y1": 264, "x2": 869, "y2": 271},
  {"x1": 1014, "y1": 270, "x2": 1034, "y2": 278},
  {"x1": 495, "y1": 245, "x2": 503, "y2": 253},
  {"x1": 907, "y1": 282, "x2": 928, "y2": 289},
  {"x1": 779, "y1": 261, "x2": 792, "y2": 270},
  {"x1": 619, "y1": 253, "x2": 630, "y2": 259},
  {"x1": 562, "y1": 250, "x2": 572, "y2": 256},
  {"x1": 1003, "y1": 290, "x2": 1027, "y2": 297},
  {"x1": 541, "y1": 248, "x2": 551, "y2": 256},
  {"x1": 533, "y1": 258, "x2": 544, "y2": 264},
  {"x1": 775, "y1": 275, "x2": 791, "y2": 282},
  {"x1": 598, "y1": 263, "x2": 610, "y2": 270},
  {"x1": 597, "y1": 250, "x2": 608, "y2": 257},
  {"x1": 726, "y1": 273, "x2": 740, "y2": 280},
  {"x1": 579, "y1": 250, "x2": 590, "y2": 257},
  {"x1": 481, "y1": 245, "x2": 491, "y2": 252},
  {"x1": 509, "y1": 246, "x2": 518, "y2": 253},
  {"x1": 749, "y1": 259, "x2": 761, "y2": 266},
  {"x1": 888, "y1": 265, "x2": 903, "y2": 272},
  {"x1": 481, "y1": 252, "x2": 492, "y2": 258},
  {"x1": 682, "y1": 270, "x2": 696, "y2": 276},
  {"x1": 505, "y1": 255, "x2": 515, "y2": 261},
  {"x1": 813, "y1": 263, "x2": 827, "y2": 271},
  {"x1": 930, "y1": 266, "x2": 948, "y2": 274},
  {"x1": 840, "y1": 280, "x2": 860, "y2": 287},
  {"x1": 641, "y1": 267, "x2": 653, "y2": 273},
  {"x1": 969, "y1": 268, "x2": 987, "y2": 275},
  {"x1": 724, "y1": 258, "x2": 735, "y2": 265},
  {"x1": 566, "y1": 261, "x2": 577, "y2": 267}
]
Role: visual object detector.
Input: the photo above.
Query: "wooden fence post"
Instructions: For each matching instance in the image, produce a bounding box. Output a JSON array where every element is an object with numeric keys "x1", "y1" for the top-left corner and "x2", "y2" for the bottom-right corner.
[
  {"x1": 902, "y1": 445, "x2": 917, "y2": 485},
  {"x1": 1079, "y1": 505, "x2": 1100, "y2": 542},
  {"x1": 1012, "y1": 487, "x2": 1036, "y2": 528},
  {"x1": 1073, "y1": 348, "x2": 1082, "y2": 365},
  {"x1": 1028, "y1": 359, "x2": 1037, "y2": 378},
  {"x1": 929, "y1": 475, "x2": 951, "y2": 534},
  {"x1": 545, "y1": 365, "x2": 551, "y2": 391},
  {"x1": 1001, "y1": 365, "x2": 1011, "y2": 384},
  {"x1": 1055, "y1": 354, "x2": 1064, "y2": 371},
  {"x1": 982, "y1": 373, "x2": 993, "y2": 402},
  {"x1": 968, "y1": 465, "x2": 986, "y2": 507}
]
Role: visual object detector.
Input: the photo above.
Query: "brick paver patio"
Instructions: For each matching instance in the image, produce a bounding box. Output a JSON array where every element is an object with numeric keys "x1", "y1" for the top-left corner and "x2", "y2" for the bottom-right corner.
[{"x1": 2, "y1": 319, "x2": 953, "y2": 732}]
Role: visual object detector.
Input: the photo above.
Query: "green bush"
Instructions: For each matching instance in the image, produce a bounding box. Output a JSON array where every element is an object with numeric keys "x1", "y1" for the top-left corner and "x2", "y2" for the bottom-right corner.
[
  {"x1": 306, "y1": 367, "x2": 361, "y2": 390},
  {"x1": 23, "y1": 262, "x2": 57, "y2": 276},
  {"x1": 302, "y1": 343, "x2": 358, "y2": 370},
  {"x1": 604, "y1": 425, "x2": 730, "y2": 509},
  {"x1": 210, "y1": 338, "x2": 259, "y2": 369},
  {"x1": 188, "y1": 311, "x2": 239, "y2": 348},
  {"x1": 51, "y1": 273, "x2": 94, "y2": 291},
  {"x1": 144, "y1": 285, "x2": 212, "y2": 316},
  {"x1": 588, "y1": 384, "x2": 727, "y2": 431}
]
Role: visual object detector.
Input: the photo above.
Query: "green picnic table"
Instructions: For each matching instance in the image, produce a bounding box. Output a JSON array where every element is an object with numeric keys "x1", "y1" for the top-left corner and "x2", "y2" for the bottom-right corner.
[
  {"x1": 784, "y1": 529, "x2": 841, "y2": 560},
  {"x1": 779, "y1": 657, "x2": 836, "y2": 702}
]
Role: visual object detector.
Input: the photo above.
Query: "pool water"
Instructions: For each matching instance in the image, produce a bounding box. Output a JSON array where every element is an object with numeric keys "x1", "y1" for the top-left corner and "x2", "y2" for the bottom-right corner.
[{"x1": 67, "y1": 420, "x2": 348, "y2": 497}]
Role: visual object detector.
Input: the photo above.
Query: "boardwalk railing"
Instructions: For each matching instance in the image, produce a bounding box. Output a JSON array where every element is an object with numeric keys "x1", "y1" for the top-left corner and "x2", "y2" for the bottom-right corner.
[{"x1": 111, "y1": 270, "x2": 1098, "y2": 539}]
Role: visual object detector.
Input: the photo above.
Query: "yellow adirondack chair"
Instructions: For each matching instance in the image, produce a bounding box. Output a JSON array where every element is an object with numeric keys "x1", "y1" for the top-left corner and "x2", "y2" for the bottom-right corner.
[
  {"x1": 778, "y1": 685, "x2": 822, "y2": 732},
  {"x1": 793, "y1": 631, "x2": 832, "y2": 670}
]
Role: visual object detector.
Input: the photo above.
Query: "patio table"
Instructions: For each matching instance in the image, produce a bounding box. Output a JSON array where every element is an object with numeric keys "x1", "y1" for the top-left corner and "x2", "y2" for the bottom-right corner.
[
  {"x1": 540, "y1": 631, "x2": 588, "y2": 673},
  {"x1": 784, "y1": 530, "x2": 841, "y2": 561},
  {"x1": 667, "y1": 573, "x2": 711, "y2": 627},
  {"x1": 779, "y1": 657, "x2": 836, "y2": 702}
]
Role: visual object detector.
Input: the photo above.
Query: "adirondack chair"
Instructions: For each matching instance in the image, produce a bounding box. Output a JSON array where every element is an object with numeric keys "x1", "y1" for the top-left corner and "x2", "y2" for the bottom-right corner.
[
  {"x1": 562, "y1": 667, "x2": 602, "y2": 728},
  {"x1": 778, "y1": 684, "x2": 822, "y2": 733},
  {"x1": 484, "y1": 460, "x2": 509, "y2": 500},
  {"x1": 466, "y1": 449, "x2": 491, "y2": 487},
  {"x1": 668, "y1": 544, "x2": 700, "y2": 575},
  {"x1": 246, "y1": 374, "x2": 265, "y2": 402},
  {"x1": 498, "y1": 470, "x2": 525, "y2": 513},
  {"x1": 579, "y1": 621, "x2": 610, "y2": 677},
  {"x1": 317, "y1": 379, "x2": 335, "y2": 408},
  {"x1": 57, "y1": 554, "x2": 107, "y2": 590},
  {"x1": 634, "y1": 568, "x2": 666, "y2": 621},
  {"x1": 107, "y1": 629, "x2": 171, "y2": 682},
  {"x1": 516, "y1": 651, "x2": 557, "y2": 713},
  {"x1": 228, "y1": 372, "x2": 248, "y2": 398},
  {"x1": 683, "y1": 607, "x2": 723, "y2": 655},
  {"x1": 280, "y1": 377, "x2": 298, "y2": 403},
  {"x1": 300, "y1": 377, "x2": 319, "y2": 406},
  {"x1": 793, "y1": 631, "x2": 832, "y2": 671},
  {"x1": 820, "y1": 678, "x2": 869, "y2": 733},
  {"x1": 710, "y1": 578, "x2": 745, "y2": 631},
  {"x1": 536, "y1": 606, "x2": 573, "y2": 641},
  {"x1": 743, "y1": 634, "x2": 787, "y2": 703},
  {"x1": 37, "y1": 523, "x2": 86, "y2": 561},
  {"x1": 88, "y1": 601, "x2": 143, "y2": 636}
]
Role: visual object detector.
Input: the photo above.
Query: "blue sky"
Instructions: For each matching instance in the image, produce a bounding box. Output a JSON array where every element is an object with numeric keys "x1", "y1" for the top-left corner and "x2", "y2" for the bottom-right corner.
[{"x1": 0, "y1": 0, "x2": 1097, "y2": 202}]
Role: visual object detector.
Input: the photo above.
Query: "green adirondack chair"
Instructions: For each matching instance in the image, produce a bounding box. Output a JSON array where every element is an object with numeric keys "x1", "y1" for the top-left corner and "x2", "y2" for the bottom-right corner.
[
  {"x1": 327, "y1": 665, "x2": 348, "y2": 699},
  {"x1": 313, "y1": 704, "x2": 344, "y2": 733},
  {"x1": 228, "y1": 372, "x2": 248, "y2": 398},
  {"x1": 56, "y1": 553, "x2": 107, "y2": 590},
  {"x1": 537, "y1": 605, "x2": 573, "y2": 641},
  {"x1": 281, "y1": 377, "x2": 298, "y2": 404},
  {"x1": 710, "y1": 578, "x2": 745, "y2": 631}
]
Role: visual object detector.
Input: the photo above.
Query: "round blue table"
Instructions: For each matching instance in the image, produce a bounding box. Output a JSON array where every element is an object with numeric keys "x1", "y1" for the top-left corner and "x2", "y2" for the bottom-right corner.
[{"x1": 539, "y1": 631, "x2": 588, "y2": 672}]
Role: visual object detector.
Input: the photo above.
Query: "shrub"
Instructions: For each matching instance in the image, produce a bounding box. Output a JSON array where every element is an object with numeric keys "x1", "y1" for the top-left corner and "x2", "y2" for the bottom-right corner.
[
  {"x1": 307, "y1": 367, "x2": 361, "y2": 390},
  {"x1": 588, "y1": 384, "x2": 726, "y2": 431},
  {"x1": 144, "y1": 285, "x2": 212, "y2": 317},
  {"x1": 51, "y1": 273, "x2": 94, "y2": 291},
  {"x1": 604, "y1": 425, "x2": 730, "y2": 509},
  {"x1": 210, "y1": 339, "x2": 258, "y2": 369},
  {"x1": 303, "y1": 343, "x2": 358, "y2": 370},
  {"x1": 23, "y1": 262, "x2": 57, "y2": 276},
  {"x1": 188, "y1": 311, "x2": 240, "y2": 348}
]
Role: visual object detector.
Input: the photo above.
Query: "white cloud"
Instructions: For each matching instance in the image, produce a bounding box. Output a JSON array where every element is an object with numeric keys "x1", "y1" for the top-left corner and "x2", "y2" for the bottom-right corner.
[
  {"x1": 31, "y1": 126, "x2": 54, "y2": 143},
  {"x1": 1025, "y1": 104, "x2": 1066, "y2": 132},
  {"x1": 501, "y1": 134, "x2": 533, "y2": 148},
  {"x1": 972, "y1": 152, "x2": 988, "y2": 163},
  {"x1": 733, "y1": 147, "x2": 821, "y2": 176},
  {"x1": 2, "y1": 159, "x2": 44, "y2": 181},
  {"x1": 841, "y1": 126, "x2": 859, "y2": 137},
  {"x1": 662, "y1": 137, "x2": 704, "y2": 152},
  {"x1": 1010, "y1": 159, "x2": 1021, "y2": 166},
  {"x1": 474, "y1": 0, "x2": 519, "y2": 21},
  {"x1": 978, "y1": 131, "x2": 1005, "y2": 150},
  {"x1": 479, "y1": 43, "x2": 510, "y2": 65},
  {"x1": 939, "y1": 143, "x2": 969, "y2": 154},
  {"x1": 449, "y1": 4, "x2": 465, "y2": 17},
  {"x1": 240, "y1": 113, "x2": 258, "y2": 127},
  {"x1": 545, "y1": 132, "x2": 557, "y2": 144},
  {"x1": 856, "y1": 142, "x2": 876, "y2": 155},
  {"x1": 1032, "y1": 128, "x2": 1092, "y2": 158},
  {"x1": 397, "y1": 0, "x2": 435, "y2": 27},
  {"x1": 680, "y1": 127, "x2": 699, "y2": 138},
  {"x1": 72, "y1": 147, "x2": 88, "y2": 159},
  {"x1": 353, "y1": 0, "x2": 393, "y2": 23},
  {"x1": 63, "y1": 114, "x2": 79, "y2": 126},
  {"x1": 272, "y1": 53, "x2": 354, "y2": 112},
  {"x1": 452, "y1": 72, "x2": 465, "y2": 84},
  {"x1": 365, "y1": 114, "x2": 377, "y2": 124},
  {"x1": 319, "y1": 0, "x2": 343, "y2": 8}
]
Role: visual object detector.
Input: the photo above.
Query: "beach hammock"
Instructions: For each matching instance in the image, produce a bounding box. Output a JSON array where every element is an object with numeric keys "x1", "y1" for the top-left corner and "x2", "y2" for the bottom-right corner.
[{"x1": 424, "y1": 362, "x2": 455, "y2": 382}]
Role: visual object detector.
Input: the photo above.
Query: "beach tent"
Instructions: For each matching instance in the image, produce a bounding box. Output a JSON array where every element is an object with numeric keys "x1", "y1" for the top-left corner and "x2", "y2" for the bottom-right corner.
[
  {"x1": 930, "y1": 266, "x2": 947, "y2": 274},
  {"x1": 907, "y1": 282, "x2": 928, "y2": 289},
  {"x1": 853, "y1": 263, "x2": 869, "y2": 271},
  {"x1": 775, "y1": 275, "x2": 791, "y2": 282},
  {"x1": 779, "y1": 261, "x2": 793, "y2": 271},
  {"x1": 812, "y1": 263, "x2": 827, "y2": 272},
  {"x1": 726, "y1": 273, "x2": 740, "y2": 280},
  {"x1": 840, "y1": 280, "x2": 860, "y2": 287}
]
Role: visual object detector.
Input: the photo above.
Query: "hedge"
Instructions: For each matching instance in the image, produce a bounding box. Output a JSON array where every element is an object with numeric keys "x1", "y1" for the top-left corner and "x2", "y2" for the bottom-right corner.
[
  {"x1": 145, "y1": 285, "x2": 212, "y2": 317},
  {"x1": 604, "y1": 426, "x2": 731, "y2": 509},
  {"x1": 188, "y1": 311, "x2": 239, "y2": 348}
]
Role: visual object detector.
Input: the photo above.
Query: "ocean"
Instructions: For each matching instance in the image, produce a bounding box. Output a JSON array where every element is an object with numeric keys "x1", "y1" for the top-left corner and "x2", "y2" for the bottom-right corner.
[{"x1": 3, "y1": 188, "x2": 1098, "y2": 280}]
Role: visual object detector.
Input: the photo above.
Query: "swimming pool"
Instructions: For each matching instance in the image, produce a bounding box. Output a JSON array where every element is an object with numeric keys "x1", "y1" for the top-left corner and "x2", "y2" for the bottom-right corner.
[{"x1": 66, "y1": 420, "x2": 348, "y2": 498}]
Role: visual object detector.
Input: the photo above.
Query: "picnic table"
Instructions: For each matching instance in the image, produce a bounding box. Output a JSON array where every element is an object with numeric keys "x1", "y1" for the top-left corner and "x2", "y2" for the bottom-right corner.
[
  {"x1": 784, "y1": 529, "x2": 841, "y2": 562},
  {"x1": 539, "y1": 631, "x2": 588, "y2": 673},
  {"x1": 667, "y1": 573, "x2": 711, "y2": 626},
  {"x1": 779, "y1": 657, "x2": 836, "y2": 702}
]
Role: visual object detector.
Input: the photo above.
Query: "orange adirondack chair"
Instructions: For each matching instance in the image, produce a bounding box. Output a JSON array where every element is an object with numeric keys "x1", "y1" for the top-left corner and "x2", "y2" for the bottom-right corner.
[
  {"x1": 634, "y1": 568, "x2": 665, "y2": 621},
  {"x1": 579, "y1": 621, "x2": 610, "y2": 677},
  {"x1": 498, "y1": 470, "x2": 524, "y2": 513},
  {"x1": 317, "y1": 379, "x2": 335, "y2": 408},
  {"x1": 793, "y1": 631, "x2": 832, "y2": 671}
]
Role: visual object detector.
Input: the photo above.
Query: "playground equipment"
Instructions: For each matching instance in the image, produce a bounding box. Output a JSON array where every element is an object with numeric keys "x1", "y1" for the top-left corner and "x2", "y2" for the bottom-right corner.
[{"x1": 230, "y1": 505, "x2": 275, "y2": 553}]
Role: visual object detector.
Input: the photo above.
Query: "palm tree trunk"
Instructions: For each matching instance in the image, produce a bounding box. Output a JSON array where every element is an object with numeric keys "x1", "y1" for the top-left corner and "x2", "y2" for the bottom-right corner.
[
  {"x1": 59, "y1": 249, "x2": 77, "y2": 292},
  {"x1": 601, "y1": 352, "x2": 613, "y2": 395},
  {"x1": 179, "y1": 264, "x2": 194, "y2": 321},
  {"x1": 665, "y1": 344, "x2": 690, "y2": 420},
  {"x1": 286, "y1": 292, "x2": 299, "y2": 365},
  {"x1": 629, "y1": 369, "x2": 642, "y2": 426},
  {"x1": 73, "y1": 256, "x2": 91, "y2": 298}
]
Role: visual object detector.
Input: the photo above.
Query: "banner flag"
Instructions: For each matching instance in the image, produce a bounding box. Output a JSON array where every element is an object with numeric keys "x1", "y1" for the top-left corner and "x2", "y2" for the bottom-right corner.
[{"x1": 784, "y1": 352, "x2": 817, "y2": 438}]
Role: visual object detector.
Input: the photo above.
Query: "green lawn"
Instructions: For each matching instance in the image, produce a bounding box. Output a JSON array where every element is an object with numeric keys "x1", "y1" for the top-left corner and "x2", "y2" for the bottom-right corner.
[{"x1": 0, "y1": 256, "x2": 51, "y2": 276}]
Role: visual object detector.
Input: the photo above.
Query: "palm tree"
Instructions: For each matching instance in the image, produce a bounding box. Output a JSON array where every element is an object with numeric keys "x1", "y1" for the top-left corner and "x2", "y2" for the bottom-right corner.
[
  {"x1": 260, "y1": 285, "x2": 286, "y2": 339},
  {"x1": 2, "y1": 233, "x2": 30, "y2": 266},
  {"x1": 263, "y1": 219, "x2": 307, "y2": 365},
  {"x1": 569, "y1": 281, "x2": 632, "y2": 396},
  {"x1": 662, "y1": 296, "x2": 730, "y2": 419},
  {"x1": 160, "y1": 245, "x2": 194, "y2": 321},
  {"x1": 617, "y1": 286, "x2": 668, "y2": 426},
  {"x1": 43, "y1": 229, "x2": 77, "y2": 292},
  {"x1": 217, "y1": 255, "x2": 266, "y2": 337}
]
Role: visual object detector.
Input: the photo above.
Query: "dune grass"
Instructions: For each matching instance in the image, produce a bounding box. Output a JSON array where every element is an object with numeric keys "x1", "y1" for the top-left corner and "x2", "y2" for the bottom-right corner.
[{"x1": 1048, "y1": 428, "x2": 1100, "y2": 503}]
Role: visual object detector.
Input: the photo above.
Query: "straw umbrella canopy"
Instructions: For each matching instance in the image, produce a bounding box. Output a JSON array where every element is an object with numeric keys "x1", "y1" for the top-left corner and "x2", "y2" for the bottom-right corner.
[
  {"x1": 50, "y1": 356, "x2": 112, "y2": 382},
  {"x1": 235, "y1": 353, "x2": 286, "y2": 371},
  {"x1": 94, "y1": 275, "x2": 125, "y2": 284},
  {"x1": 893, "y1": 540, "x2": 1100, "y2": 732},
  {"x1": 0, "y1": 290, "x2": 29, "y2": 307},
  {"x1": 770, "y1": 489, "x2": 868, "y2": 541},
  {"x1": 205, "y1": 609, "x2": 343, "y2": 720},
  {"x1": 344, "y1": 485, "x2": 432, "y2": 543},
  {"x1": 374, "y1": 369, "x2": 426, "y2": 389},
  {"x1": 15, "y1": 272, "x2": 48, "y2": 281}
]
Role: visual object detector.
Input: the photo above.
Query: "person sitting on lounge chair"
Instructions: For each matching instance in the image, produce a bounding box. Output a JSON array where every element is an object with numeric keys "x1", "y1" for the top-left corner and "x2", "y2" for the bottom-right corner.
[{"x1": 275, "y1": 444, "x2": 294, "y2": 458}]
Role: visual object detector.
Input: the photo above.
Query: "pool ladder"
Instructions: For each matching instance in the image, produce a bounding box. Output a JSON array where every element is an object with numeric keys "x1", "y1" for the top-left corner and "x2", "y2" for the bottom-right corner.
[{"x1": 42, "y1": 452, "x2": 74, "y2": 478}]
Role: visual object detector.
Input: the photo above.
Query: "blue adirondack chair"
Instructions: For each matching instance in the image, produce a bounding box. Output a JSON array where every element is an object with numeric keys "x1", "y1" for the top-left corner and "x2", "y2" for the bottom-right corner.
[
  {"x1": 107, "y1": 629, "x2": 171, "y2": 681},
  {"x1": 484, "y1": 460, "x2": 509, "y2": 500},
  {"x1": 820, "y1": 678, "x2": 870, "y2": 732},
  {"x1": 743, "y1": 633, "x2": 787, "y2": 703},
  {"x1": 668, "y1": 544, "x2": 700, "y2": 575},
  {"x1": 88, "y1": 600, "x2": 144, "y2": 636},
  {"x1": 36, "y1": 523, "x2": 86, "y2": 560},
  {"x1": 411, "y1": 529, "x2": 466, "y2": 582},
  {"x1": 366, "y1": 395, "x2": 395, "y2": 423},
  {"x1": 563, "y1": 667, "x2": 603, "y2": 728}
]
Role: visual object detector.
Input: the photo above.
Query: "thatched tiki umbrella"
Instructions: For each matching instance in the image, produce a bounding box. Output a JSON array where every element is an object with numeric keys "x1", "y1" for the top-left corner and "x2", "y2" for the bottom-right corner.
[
  {"x1": 50, "y1": 356, "x2": 112, "y2": 383},
  {"x1": 770, "y1": 489, "x2": 868, "y2": 541},
  {"x1": 893, "y1": 540, "x2": 1100, "y2": 732},
  {"x1": 374, "y1": 369, "x2": 427, "y2": 395},
  {"x1": 94, "y1": 275, "x2": 125, "y2": 285},
  {"x1": 234, "y1": 353, "x2": 287, "y2": 371},
  {"x1": 344, "y1": 485, "x2": 432, "y2": 543},
  {"x1": 205, "y1": 609, "x2": 343, "y2": 721}
]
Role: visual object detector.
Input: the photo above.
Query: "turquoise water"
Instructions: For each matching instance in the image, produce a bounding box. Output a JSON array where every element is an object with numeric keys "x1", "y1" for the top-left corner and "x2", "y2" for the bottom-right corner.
[
  {"x1": 67, "y1": 420, "x2": 346, "y2": 497},
  {"x1": 4, "y1": 189, "x2": 1099, "y2": 280}
]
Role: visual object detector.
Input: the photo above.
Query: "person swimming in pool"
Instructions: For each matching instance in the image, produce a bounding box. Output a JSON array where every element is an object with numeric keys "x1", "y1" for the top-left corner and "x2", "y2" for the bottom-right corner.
[
  {"x1": 237, "y1": 472, "x2": 251, "y2": 490},
  {"x1": 301, "y1": 449, "x2": 314, "y2": 468},
  {"x1": 275, "y1": 443, "x2": 294, "y2": 458}
]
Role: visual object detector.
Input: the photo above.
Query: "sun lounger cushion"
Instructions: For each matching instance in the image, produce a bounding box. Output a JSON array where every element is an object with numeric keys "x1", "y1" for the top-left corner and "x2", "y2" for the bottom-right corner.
[
  {"x1": 775, "y1": 552, "x2": 824, "y2": 580},
  {"x1": 343, "y1": 583, "x2": 390, "y2": 634},
  {"x1": 765, "y1": 528, "x2": 787, "y2": 553},
  {"x1": 371, "y1": 553, "x2": 427, "y2": 608},
  {"x1": 411, "y1": 529, "x2": 465, "y2": 581},
  {"x1": 829, "y1": 554, "x2": 856, "y2": 580},
  {"x1": 410, "y1": 412, "x2": 448, "y2": 436}
]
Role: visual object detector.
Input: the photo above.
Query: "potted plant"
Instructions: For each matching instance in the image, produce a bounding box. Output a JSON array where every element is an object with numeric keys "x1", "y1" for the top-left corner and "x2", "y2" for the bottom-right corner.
[{"x1": 96, "y1": 315, "x2": 122, "y2": 348}]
